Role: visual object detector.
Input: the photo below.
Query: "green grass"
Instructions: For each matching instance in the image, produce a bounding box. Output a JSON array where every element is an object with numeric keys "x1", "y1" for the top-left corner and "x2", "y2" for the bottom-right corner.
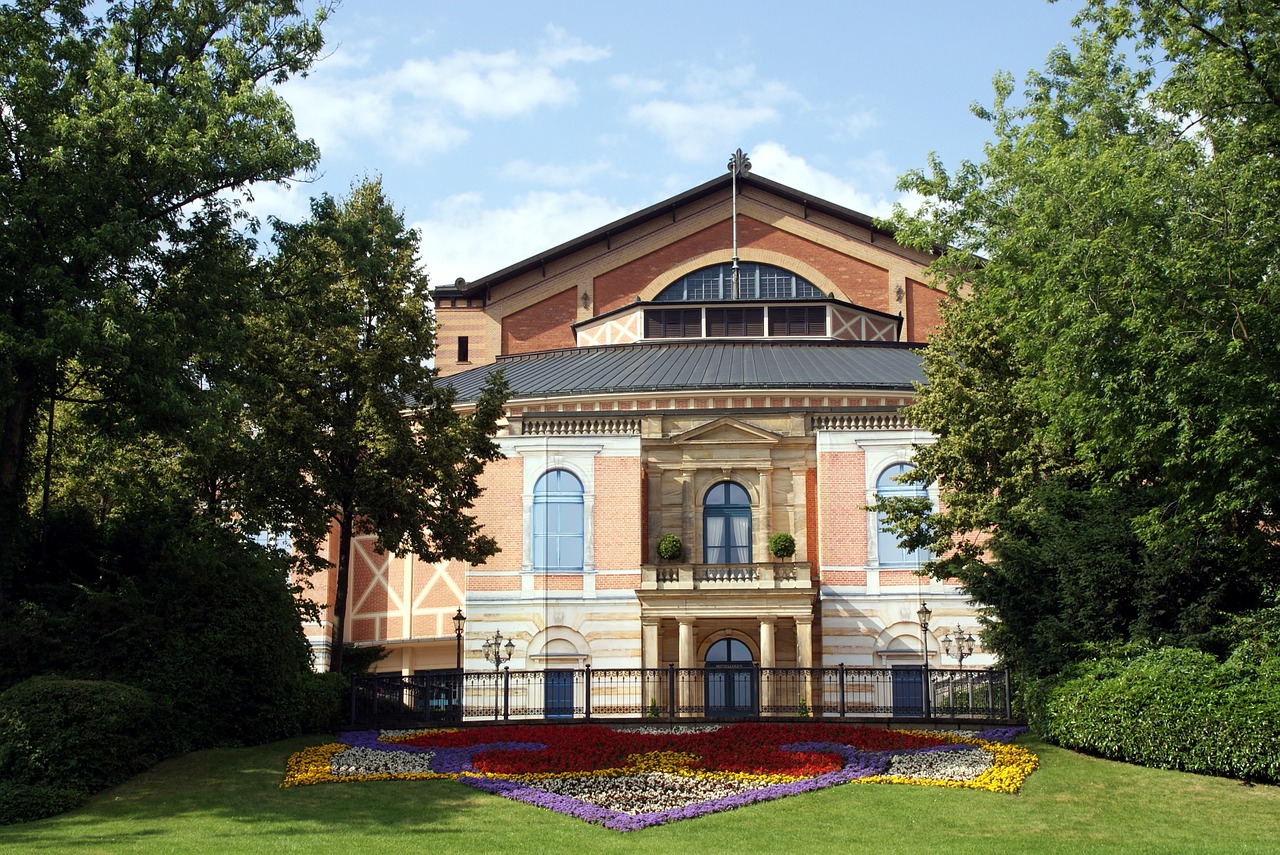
[{"x1": 1, "y1": 735, "x2": 1277, "y2": 854}]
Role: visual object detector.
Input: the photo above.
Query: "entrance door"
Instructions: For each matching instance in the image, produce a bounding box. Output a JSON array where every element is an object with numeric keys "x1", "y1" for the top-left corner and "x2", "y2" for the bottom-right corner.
[
  {"x1": 892, "y1": 665, "x2": 925, "y2": 717},
  {"x1": 705, "y1": 638, "x2": 757, "y2": 717},
  {"x1": 545, "y1": 669, "x2": 574, "y2": 718}
]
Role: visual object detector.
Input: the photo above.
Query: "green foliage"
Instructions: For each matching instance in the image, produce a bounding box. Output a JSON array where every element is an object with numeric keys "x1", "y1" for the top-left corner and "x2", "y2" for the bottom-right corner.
[
  {"x1": 248, "y1": 179, "x2": 508, "y2": 674},
  {"x1": 768, "y1": 532, "x2": 796, "y2": 559},
  {"x1": 0, "y1": 677, "x2": 164, "y2": 824},
  {"x1": 0, "y1": 0, "x2": 327, "y2": 530},
  {"x1": 1026, "y1": 646, "x2": 1280, "y2": 784},
  {"x1": 0, "y1": 502, "x2": 323, "y2": 748},
  {"x1": 0, "y1": 781, "x2": 86, "y2": 828},
  {"x1": 882, "y1": 0, "x2": 1280, "y2": 674},
  {"x1": 341, "y1": 645, "x2": 390, "y2": 677},
  {"x1": 796, "y1": 695, "x2": 810, "y2": 717},
  {"x1": 657, "y1": 534, "x2": 683, "y2": 561}
]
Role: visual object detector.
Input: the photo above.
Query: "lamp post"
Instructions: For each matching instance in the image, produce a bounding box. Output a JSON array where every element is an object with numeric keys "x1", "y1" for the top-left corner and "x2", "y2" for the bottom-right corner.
[
  {"x1": 452, "y1": 608, "x2": 466, "y2": 671},
  {"x1": 941, "y1": 624, "x2": 977, "y2": 670},
  {"x1": 917, "y1": 602, "x2": 932, "y2": 718},
  {"x1": 483, "y1": 629, "x2": 516, "y2": 721}
]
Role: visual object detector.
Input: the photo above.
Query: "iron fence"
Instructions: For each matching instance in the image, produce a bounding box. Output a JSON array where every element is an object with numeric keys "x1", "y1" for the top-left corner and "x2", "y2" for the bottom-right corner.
[{"x1": 350, "y1": 664, "x2": 1012, "y2": 726}]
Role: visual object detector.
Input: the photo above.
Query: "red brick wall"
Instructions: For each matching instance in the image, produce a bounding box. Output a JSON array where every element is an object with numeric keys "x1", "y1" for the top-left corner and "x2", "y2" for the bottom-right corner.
[
  {"x1": 906, "y1": 278, "x2": 946, "y2": 342},
  {"x1": 472, "y1": 457, "x2": 524, "y2": 572},
  {"x1": 818, "y1": 450, "x2": 868, "y2": 570},
  {"x1": 501, "y1": 288, "x2": 577, "y2": 355},
  {"x1": 593, "y1": 218, "x2": 891, "y2": 315},
  {"x1": 594, "y1": 456, "x2": 641, "y2": 570}
]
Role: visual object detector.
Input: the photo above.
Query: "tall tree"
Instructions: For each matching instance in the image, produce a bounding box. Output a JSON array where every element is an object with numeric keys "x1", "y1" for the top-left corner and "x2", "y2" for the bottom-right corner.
[
  {"x1": 879, "y1": 0, "x2": 1280, "y2": 674},
  {"x1": 250, "y1": 179, "x2": 508, "y2": 675},
  {"x1": 0, "y1": 0, "x2": 328, "y2": 539}
]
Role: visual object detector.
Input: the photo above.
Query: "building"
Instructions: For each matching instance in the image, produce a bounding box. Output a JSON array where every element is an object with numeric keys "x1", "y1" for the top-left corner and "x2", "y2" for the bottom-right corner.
[{"x1": 302, "y1": 161, "x2": 993, "y2": 699}]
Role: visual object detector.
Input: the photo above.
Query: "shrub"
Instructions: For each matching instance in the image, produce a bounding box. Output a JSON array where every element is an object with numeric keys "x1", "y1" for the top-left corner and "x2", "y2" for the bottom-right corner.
[
  {"x1": 0, "y1": 677, "x2": 165, "y2": 824},
  {"x1": 1026, "y1": 646, "x2": 1280, "y2": 784},
  {"x1": 657, "y1": 534, "x2": 683, "y2": 561},
  {"x1": 768, "y1": 532, "x2": 796, "y2": 559}
]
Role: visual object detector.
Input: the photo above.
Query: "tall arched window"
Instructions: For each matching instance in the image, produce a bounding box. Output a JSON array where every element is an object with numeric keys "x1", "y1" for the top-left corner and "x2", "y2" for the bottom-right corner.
[
  {"x1": 704, "y1": 481, "x2": 752, "y2": 564},
  {"x1": 875, "y1": 463, "x2": 930, "y2": 566},
  {"x1": 533, "y1": 470, "x2": 584, "y2": 572}
]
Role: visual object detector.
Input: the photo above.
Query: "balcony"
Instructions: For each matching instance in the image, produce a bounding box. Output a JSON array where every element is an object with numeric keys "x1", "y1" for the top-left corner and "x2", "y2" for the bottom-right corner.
[{"x1": 640, "y1": 562, "x2": 812, "y2": 591}]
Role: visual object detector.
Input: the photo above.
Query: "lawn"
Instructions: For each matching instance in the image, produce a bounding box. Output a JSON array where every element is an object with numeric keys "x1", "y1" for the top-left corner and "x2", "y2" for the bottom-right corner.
[{"x1": 0, "y1": 733, "x2": 1276, "y2": 855}]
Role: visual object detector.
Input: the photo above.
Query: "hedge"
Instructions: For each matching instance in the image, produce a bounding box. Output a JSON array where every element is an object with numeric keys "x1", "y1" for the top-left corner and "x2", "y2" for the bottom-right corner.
[{"x1": 1026, "y1": 646, "x2": 1280, "y2": 784}]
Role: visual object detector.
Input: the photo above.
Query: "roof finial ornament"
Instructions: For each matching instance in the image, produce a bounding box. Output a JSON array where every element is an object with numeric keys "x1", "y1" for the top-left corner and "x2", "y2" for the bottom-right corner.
[{"x1": 728, "y1": 149, "x2": 750, "y2": 299}]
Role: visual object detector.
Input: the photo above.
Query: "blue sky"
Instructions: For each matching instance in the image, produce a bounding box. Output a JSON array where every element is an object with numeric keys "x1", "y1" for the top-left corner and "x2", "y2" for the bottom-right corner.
[{"x1": 259, "y1": 1, "x2": 1083, "y2": 284}]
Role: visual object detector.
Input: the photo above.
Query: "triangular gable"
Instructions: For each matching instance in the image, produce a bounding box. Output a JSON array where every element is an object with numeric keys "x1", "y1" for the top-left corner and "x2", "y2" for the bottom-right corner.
[{"x1": 673, "y1": 417, "x2": 781, "y2": 446}]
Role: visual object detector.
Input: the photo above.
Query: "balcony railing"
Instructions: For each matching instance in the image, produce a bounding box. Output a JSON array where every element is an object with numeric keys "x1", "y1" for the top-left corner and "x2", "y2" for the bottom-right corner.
[
  {"x1": 640, "y1": 561, "x2": 812, "y2": 590},
  {"x1": 350, "y1": 664, "x2": 1012, "y2": 726}
]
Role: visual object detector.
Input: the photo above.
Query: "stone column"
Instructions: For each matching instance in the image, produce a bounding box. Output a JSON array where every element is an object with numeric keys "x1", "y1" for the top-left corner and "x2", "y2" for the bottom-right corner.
[
  {"x1": 796, "y1": 615, "x2": 815, "y2": 711},
  {"x1": 759, "y1": 618, "x2": 776, "y2": 714},
  {"x1": 678, "y1": 618, "x2": 696, "y2": 716},
  {"x1": 642, "y1": 618, "x2": 661, "y2": 713}
]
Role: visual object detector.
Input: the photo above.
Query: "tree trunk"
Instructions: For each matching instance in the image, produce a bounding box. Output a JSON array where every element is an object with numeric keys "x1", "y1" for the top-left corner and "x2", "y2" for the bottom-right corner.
[{"x1": 329, "y1": 511, "x2": 354, "y2": 675}]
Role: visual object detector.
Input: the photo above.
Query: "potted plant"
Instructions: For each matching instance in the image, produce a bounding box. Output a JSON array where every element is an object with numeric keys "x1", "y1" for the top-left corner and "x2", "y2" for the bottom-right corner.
[
  {"x1": 769, "y1": 532, "x2": 796, "y2": 560},
  {"x1": 657, "y1": 534, "x2": 683, "y2": 561}
]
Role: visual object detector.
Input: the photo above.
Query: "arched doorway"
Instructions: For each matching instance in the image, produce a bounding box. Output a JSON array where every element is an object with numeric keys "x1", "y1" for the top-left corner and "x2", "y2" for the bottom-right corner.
[{"x1": 704, "y1": 637, "x2": 757, "y2": 717}]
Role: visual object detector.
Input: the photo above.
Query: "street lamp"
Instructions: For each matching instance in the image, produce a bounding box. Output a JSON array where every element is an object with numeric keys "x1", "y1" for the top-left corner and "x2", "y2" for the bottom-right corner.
[
  {"x1": 483, "y1": 629, "x2": 516, "y2": 721},
  {"x1": 452, "y1": 608, "x2": 466, "y2": 671},
  {"x1": 941, "y1": 624, "x2": 977, "y2": 670},
  {"x1": 917, "y1": 602, "x2": 932, "y2": 718}
]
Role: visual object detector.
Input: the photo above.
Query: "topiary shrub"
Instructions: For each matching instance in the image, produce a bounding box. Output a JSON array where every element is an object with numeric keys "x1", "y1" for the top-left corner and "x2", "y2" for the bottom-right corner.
[
  {"x1": 1028, "y1": 646, "x2": 1280, "y2": 784},
  {"x1": 768, "y1": 532, "x2": 796, "y2": 559},
  {"x1": 657, "y1": 534, "x2": 683, "y2": 561},
  {"x1": 0, "y1": 677, "x2": 165, "y2": 824}
]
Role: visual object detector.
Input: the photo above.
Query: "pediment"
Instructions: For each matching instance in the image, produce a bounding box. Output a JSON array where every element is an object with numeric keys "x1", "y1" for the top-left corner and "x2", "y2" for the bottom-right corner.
[{"x1": 672, "y1": 417, "x2": 780, "y2": 446}]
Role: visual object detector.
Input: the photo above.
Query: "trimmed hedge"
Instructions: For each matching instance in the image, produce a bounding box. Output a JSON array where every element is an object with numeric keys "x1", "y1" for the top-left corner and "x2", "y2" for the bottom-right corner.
[
  {"x1": 0, "y1": 677, "x2": 166, "y2": 824},
  {"x1": 1026, "y1": 646, "x2": 1280, "y2": 784}
]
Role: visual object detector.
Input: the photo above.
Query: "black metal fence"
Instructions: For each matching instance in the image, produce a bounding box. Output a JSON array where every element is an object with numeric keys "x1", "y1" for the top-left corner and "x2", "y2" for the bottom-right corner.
[{"x1": 350, "y1": 665, "x2": 1012, "y2": 726}]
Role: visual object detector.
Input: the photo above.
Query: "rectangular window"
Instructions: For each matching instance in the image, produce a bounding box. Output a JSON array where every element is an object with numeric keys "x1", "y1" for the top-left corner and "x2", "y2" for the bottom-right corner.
[
  {"x1": 768, "y1": 306, "x2": 826, "y2": 336},
  {"x1": 706, "y1": 307, "x2": 764, "y2": 337},
  {"x1": 457, "y1": 336, "x2": 470, "y2": 362},
  {"x1": 644, "y1": 308, "x2": 702, "y2": 338}
]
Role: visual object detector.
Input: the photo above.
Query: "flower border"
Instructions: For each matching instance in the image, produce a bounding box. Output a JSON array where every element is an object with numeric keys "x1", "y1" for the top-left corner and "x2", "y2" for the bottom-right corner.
[{"x1": 282, "y1": 723, "x2": 1034, "y2": 831}]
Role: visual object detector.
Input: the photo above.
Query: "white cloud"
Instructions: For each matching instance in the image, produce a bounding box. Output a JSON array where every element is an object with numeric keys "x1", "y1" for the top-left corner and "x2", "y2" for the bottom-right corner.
[
  {"x1": 628, "y1": 101, "x2": 777, "y2": 162},
  {"x1": 749, "y1": 142, "x2": 904, "y2": 219},
  {"x1": 842, "y1": 108, "x2": 879, "y2": 139},
  {"x1": 624, "y1": 64, "x2": 801, "y2": 163},
  {"x1": 277, "y1": 24, "x2": 607, "y2": 165},
  {"x1": 609, "y1": 73, "x2": 665, "y2": 97},
  {"x1": 414, "y1": 190, "x2": 630, "y2": 283},
  {"x1": 537, "y1": 25, "x2": 610, "y2": 67},
  {"x1": 499, "y1": 158, "x2": 614, "y2": 187}
]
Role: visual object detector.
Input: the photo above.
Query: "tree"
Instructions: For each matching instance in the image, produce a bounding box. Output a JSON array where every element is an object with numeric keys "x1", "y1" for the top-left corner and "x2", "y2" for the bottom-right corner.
[
  {"x1": 879, "y1": 0, "x2": 1280, "y2": 674},
  {"x1": 250, "y1": 179, "x2": 508, "y2": 675},
  {"x1": 0, "y1": 0, "x2": 328, "y2": 543}
]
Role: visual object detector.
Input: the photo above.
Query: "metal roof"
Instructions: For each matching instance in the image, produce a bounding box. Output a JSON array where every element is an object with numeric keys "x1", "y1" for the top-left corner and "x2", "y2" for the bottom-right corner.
[
  {"x1": 441, "y1": 340, "x2": 925, "y2": 403},
  {"x1": 445, "y1": 172, "x2": 915, "y2": 296}
]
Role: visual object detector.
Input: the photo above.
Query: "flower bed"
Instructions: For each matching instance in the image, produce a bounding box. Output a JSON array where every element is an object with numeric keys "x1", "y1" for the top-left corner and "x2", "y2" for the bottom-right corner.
[{"x1": 282, "y1": 722, "x2": 1036, "y2": 831}]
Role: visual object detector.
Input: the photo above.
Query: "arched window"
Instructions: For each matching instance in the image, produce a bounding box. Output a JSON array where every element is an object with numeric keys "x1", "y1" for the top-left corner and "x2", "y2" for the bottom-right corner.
[
  {"x1": 533, "y1": 469, "x2": 584, "y2": 572},
  {"x1": 654, "y1": 262, "x2": 824, "y2": 302},
  {"x1": 704, "y1": 481, "x2": 751, "y2": 564},
  {"x1": 875, "y1": 463, "x2": 930, "y2": 566}
]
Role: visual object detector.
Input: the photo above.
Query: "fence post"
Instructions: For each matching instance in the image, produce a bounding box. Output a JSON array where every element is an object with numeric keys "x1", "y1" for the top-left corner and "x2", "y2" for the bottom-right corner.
[
  {"x1": 667, "y1": 663, "x2": 676, "y2": 719},
  {"x1": 350, "y1": 677, "x2": 358, "y2": 726},
  {"x1": 584, "y1": 663, "x2": 592, "y2": 720},
  {"x1": 1003, "y1": 668, "x2": 1012, "y2": 719},
  {"x1": 502, "y1": 666, "x2": 511, "y2": 721},
  {"x1": 838, "y1": 663, "x2": 847, "y2": 718}
]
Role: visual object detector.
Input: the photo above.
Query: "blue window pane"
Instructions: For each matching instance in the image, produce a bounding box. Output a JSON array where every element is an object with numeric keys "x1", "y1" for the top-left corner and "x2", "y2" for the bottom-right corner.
[
  {"x1": 533, "y1": 469, "x2": 585, "y2": 571},
  {"x1": 875, "y1": 464, "x2": 931, "y2": 566}
]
